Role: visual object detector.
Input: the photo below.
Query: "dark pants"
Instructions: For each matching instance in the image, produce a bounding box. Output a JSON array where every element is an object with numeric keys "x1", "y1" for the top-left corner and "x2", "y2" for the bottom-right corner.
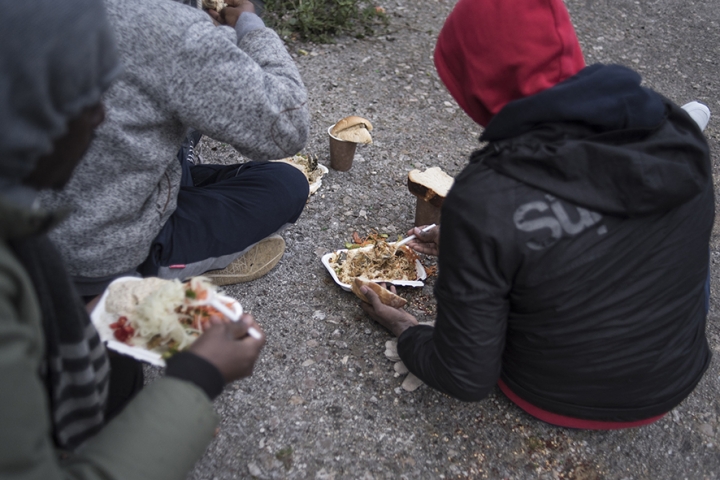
[
  {"x1": 75, "y1": 132, "x2": 307, "y2": 296},
  {"x1": 138, "y1": 134, "x2": 308, "y2": 279}
]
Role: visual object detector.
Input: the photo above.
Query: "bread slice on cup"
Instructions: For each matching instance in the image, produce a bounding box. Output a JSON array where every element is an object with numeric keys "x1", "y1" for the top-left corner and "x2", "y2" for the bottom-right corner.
[
  {"x1": 331, "y1": 116, "x2": 373, "y2": 144},
  {"x1": 351, "y1": 277, "x2": 407, "y2": 309},
  {"x1": 407, "y1": 166, "x2": 454, "y2": 226},
  {"x1": 407, "y1": 167, "x2": 454, "y2": 207}
]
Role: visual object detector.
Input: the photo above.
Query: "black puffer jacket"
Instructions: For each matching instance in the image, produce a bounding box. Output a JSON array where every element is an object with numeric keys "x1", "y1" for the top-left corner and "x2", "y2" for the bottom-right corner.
[{"x1": 398, "y1": 65, "x2": 713, "y2": 422}]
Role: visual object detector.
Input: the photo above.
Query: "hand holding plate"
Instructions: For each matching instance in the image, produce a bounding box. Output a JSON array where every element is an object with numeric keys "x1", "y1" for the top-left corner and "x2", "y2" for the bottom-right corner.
[{"x1": 189, "y1": 313, "x2": 266, "y2": 383}]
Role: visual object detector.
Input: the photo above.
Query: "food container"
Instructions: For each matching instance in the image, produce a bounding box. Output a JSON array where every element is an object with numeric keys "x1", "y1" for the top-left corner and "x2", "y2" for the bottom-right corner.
[
  {"x1": 328, "y1": 125, "x2": 357, "y2": 171},
  {"x1": 414, "y1": 197, "x2": 442, "y2": 227},
  {"x1": 90, "y1": 276, "x2": 242, "y2": 367},
  {"x1": 310, "y1": 164, "x2": 329, "y2": 195},
  {"x1": 321, "y1": 245, "x2": 427, "y2": 292}
]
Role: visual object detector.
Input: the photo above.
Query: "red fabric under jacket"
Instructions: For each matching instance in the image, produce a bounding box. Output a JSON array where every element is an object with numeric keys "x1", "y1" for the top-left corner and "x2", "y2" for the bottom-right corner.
[{"x1": 434, "y1": 0, "x2": 586, "y2": 127}]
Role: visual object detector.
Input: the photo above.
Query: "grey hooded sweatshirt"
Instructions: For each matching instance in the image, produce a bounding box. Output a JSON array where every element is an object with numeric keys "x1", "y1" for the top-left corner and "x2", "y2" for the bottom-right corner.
[{"x1": 40, "y1": 0, "x2": 309, "y2": 279}]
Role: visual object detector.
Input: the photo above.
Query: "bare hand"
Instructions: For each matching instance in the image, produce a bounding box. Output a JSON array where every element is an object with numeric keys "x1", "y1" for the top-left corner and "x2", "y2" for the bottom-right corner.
[
  {"x1": 85, "y1": 294, "x2": 102, "y2": 314},
  {"x1": 221, "y1": 0, "x2": 255, "y2": 28},
  {"x1": 189, "y1": 313, "x2": 265, "y2": 383},
  {"x1": 206, "y1": 9, "x2": 222, "y2": 26},
  {"x1": 359, "y1": 284, "x2": 418, "y2": 337},
  {"x1": 405, "y1": 225, "x2": 440, "y2": 257}
]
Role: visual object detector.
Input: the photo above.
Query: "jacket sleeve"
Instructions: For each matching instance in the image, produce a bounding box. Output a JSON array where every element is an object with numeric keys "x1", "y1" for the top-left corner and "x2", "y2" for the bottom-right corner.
[
  {"x1": 0, "y1": 256, "x2": 218, "y2": 480},
  {"x1": 397, "y1": 185, "x2": 512, "y2": 401},
  {"x1": 66, "y1": 378, "x2": 219, "y2": 479},
  {"x1": 168, "y1": 20, "x2": 309, "y2": 161}
]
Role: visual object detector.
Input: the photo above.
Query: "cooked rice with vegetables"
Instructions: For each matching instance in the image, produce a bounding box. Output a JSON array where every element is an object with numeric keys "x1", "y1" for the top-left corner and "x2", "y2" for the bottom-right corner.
[
  {"x1": 105, "y1": 276, "x2": 232, "y2": 358},
  {"x1": 328, "y1": 238, "x2": 420, "y2": 285}
]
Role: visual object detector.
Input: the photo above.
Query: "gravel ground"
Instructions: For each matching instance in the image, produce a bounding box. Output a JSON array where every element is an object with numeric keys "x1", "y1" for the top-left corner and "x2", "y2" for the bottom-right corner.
[{"x1": 173, "y1": 1, "x2": 719, "y2": 478}]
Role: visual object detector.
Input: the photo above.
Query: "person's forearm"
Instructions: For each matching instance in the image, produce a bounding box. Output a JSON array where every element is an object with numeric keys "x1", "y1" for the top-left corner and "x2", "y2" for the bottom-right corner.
[
  {"x1": 165, "y1": 351, "x2": 225, "y2": 400},
  {"x1": 171, "y1": 25, "x2": 309, "y2": 161},
  {"x1": 233, "y1": 28, "x2": 309, "y2": 159},
  {"x1": 75, "y1": 378, "x2": 218, "y2": 479}
]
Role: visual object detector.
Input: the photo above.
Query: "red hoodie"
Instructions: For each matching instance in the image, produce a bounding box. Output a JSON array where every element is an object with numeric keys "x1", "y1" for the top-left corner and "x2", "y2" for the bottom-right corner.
[{"x1": 434, "y1": 0, "x2": 586, "y2": 127}]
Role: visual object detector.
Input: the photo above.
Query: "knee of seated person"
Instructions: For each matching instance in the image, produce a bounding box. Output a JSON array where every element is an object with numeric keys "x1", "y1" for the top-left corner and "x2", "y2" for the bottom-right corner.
[{"x1": 274, "y1": 162, "x2": 310, "y2": 203}]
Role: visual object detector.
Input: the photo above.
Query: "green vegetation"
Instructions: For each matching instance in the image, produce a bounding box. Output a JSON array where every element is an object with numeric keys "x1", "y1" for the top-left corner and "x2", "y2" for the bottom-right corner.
[
  {"x1": 265, "y1": 0, "x2": 388, "y2": 42},
  {"x1": 275, "y1": 446, "x2": 294, "y2": 470}
]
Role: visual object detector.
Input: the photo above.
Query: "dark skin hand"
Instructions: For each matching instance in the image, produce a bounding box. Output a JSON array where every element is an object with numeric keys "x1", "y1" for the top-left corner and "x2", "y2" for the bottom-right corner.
[
  {"x1": 360, "y1": 284, "x2": 418, "y2": 337},
  {"x1": 85, "y1": 295, "x2": 102, "y2": 315},
  {"x1": 361, "y1": 226, "x2": 441, "y2": 335},
  {"x1": 404, "y1": 224, "x2": 440, "y2": 257},
  {"x1": 189, "y1": 313, "x2": 266, "y2": 383},
  {"x1": 206, "y1": 0, "x2": 255, "y2": 28}
]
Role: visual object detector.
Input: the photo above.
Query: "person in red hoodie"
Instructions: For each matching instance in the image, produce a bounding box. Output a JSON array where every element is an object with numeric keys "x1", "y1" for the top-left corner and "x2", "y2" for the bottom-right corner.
[{"x1": 360, "y1": 0, "x2": 713, "y2": 429}]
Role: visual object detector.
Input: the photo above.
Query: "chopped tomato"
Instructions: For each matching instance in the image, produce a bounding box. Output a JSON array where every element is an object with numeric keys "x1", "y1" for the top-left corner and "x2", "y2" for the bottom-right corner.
[{"x1": 110, "y1": 316, "x2": 135, "y2": 344}]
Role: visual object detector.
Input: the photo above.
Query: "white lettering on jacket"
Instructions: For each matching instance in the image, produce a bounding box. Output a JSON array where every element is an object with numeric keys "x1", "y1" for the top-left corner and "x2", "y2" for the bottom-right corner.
[{"x1": 514, "y1": 195, "x2": 605, "y2": 250}]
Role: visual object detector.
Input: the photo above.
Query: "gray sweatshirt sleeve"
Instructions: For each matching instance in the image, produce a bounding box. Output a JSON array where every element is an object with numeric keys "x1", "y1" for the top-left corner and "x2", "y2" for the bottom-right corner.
[
  {"x1": 168, "y1": 19, "x2": 309, "y2": 161},
  {"x1": 235, "y1": 12, "x2": 265, "y2": 40}
]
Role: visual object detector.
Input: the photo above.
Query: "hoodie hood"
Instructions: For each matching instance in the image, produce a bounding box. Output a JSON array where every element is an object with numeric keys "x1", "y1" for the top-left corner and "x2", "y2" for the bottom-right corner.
[
  {"x1": 434, "y1": 0, "x2": 586, "y2": 127},
  {"x1": 478, "y1": 65, "x2": 711, "y2": 216},
  {"x1": 482, "y1": 64, "x2": 667, "y2": 141},
  {"x1": 0, "y1": 0, "x2": 122, "y2": 185}
]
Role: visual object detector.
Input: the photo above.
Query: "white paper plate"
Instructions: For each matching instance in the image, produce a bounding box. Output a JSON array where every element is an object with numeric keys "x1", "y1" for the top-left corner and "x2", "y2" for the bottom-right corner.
[
  {"x1": 321, "y1": 244, "x2": 426, "y2": 292},
  {"x1": 309, "y1": 164, "x2": 329, "y2": 195},
  {"x1": 90, "y1": 276, "x2": 242, "y2": 367}
]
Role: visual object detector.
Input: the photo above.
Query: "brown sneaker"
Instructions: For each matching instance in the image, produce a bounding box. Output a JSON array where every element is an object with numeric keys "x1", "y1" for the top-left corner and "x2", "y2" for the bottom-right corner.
[{"x1": 205, "y1": 235, "x2": 285, "y2": 285}]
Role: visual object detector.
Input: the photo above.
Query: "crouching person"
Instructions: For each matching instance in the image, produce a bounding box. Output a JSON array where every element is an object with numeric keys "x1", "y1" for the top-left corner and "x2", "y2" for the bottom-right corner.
[{"x1": 361, "y1": 0, "x2": 712, "y2": 429}]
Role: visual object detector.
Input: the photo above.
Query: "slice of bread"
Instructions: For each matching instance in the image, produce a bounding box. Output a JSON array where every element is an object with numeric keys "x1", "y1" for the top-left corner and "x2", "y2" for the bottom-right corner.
[
  {"x1": 407, "y1": 167, "x2": 454, "y2": 207},
  {"x1": 352, "y1": 278, "x2": 407, "y2": 309},
  {"x1": 331, "y1": 116, "x2": 373, "y2": 144}
]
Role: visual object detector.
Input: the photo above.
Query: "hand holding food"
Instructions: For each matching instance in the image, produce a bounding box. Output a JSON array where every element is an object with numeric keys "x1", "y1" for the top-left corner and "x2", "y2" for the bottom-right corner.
[
  {"x1": 220, "y1": 0, "x2": 255, "y2": 27},
  {"x1": 202, "y1": 0, "x2": 227, "y2": 12},
  {"x1": 352, "y1": 277, "x2": 407, "y2": 308},
  {"x1": 405, "y1": 224, "x2": 440, "y2": 257},
  {"x1": 359, "y1": 284, "x2": 418, "y2": 337},
  {"x1": 188, "y1": 313, "x2": 266, "y2": 382},
  {"x1": 203, "y1": 0, "x2": 253, "y2": 27}
]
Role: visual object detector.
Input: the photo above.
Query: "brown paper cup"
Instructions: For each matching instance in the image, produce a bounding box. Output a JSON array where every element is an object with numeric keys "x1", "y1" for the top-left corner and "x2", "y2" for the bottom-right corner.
[
  {"x1": 328, "y1": 125, "x2": 357, "y2": 171},
  {"x1": 414, "y1": 197, "x2": 442, "y2": 227}
]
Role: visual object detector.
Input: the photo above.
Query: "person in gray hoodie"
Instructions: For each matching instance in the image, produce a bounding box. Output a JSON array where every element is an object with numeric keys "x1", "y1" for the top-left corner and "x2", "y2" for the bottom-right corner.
[{"x1": 40, "y1": 0, "x2": 311, "y2": 297}]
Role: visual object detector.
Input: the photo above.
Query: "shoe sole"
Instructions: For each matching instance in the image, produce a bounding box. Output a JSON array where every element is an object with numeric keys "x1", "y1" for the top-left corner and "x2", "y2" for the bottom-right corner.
[{"x1": 205, "y1": 235, "x2": 285, "y2": 285}]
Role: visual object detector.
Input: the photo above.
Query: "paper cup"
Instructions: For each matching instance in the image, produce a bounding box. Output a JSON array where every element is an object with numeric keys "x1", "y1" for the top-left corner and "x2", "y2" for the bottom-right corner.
[
  {"x1": 414, "y1": 197, "x2": 442, "y2": 227},
  {"x1": 328, "y1": 125, "x2": 357, "y2": 171}
]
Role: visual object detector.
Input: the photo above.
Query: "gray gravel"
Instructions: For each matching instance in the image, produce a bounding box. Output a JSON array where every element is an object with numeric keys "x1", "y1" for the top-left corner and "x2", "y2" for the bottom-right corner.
[{"x1": 177, "y1": 0, "x2": 720, "y2": 478}]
